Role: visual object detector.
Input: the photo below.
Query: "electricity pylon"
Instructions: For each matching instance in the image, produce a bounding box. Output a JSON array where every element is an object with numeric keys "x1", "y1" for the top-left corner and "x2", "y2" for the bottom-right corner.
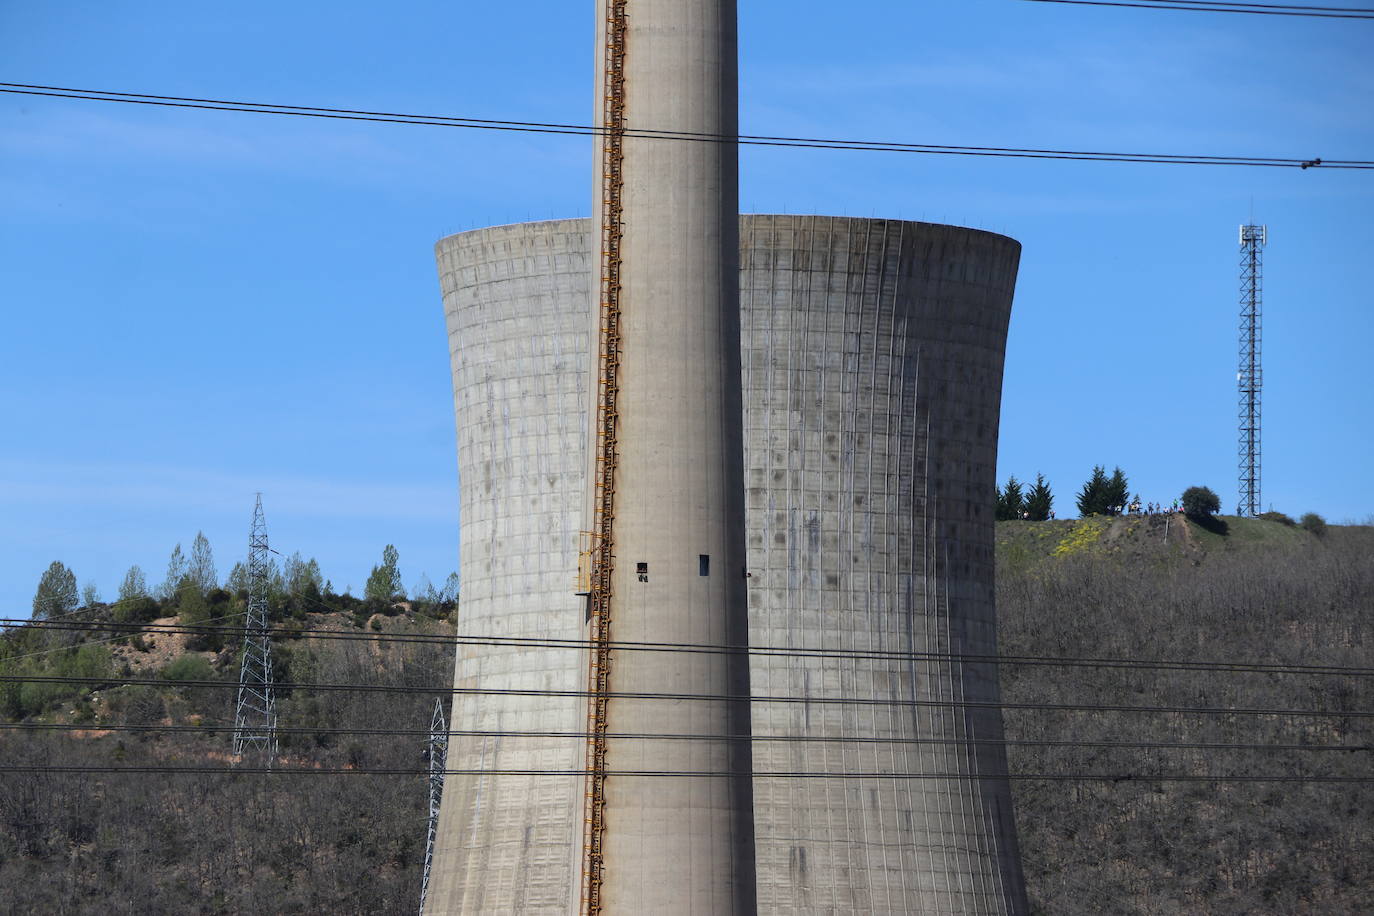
[
  {"x1": 419, "y1": 697, "x2": 449, "y2": 914},
  {"x1": 232, "y1": 493, "x2": 278, "y2": 765}
]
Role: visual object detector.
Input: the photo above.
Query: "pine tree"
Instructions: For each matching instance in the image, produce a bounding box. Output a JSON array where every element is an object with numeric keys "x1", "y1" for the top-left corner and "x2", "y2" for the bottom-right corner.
[
  {"x1": 188, "y1": 532, "x2": 217, "y2": 594},
  {"x1": 1105, "y1": 467, "x2": 1130, "y2": 516},
  {"x1": 439, "y1": 572, "x2": 460, "y2": 606},
  {"x1": 365, "y1": 544, "x2": 404, "y2": 603},
  {"x1": 118, "y1": 566, "x2": 148, "y2": 602},
  {"x1": 33, "y1": 561, "x2": 79, "y2": 618},
  {"x1": 1076, "y1": 465, "x2": 1110, "y2": 517},
  {"x1": 996, "y1": 476, "x2": 1025, "y2": 521},
  {"x1": 226, "y1": 562, "x2": 249, "y2": 596},
  {"x1": 1025, "y1": 473, "x2": 1054, "y2": 521},
  {"x1": 161, "y1": 544, "x2": 187, "y2": 601}
]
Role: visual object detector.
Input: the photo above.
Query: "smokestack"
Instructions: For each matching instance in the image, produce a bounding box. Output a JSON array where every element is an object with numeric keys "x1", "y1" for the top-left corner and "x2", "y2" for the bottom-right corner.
[{"x1": 587, "y1": 0, "x2": 756, "y2": 911}]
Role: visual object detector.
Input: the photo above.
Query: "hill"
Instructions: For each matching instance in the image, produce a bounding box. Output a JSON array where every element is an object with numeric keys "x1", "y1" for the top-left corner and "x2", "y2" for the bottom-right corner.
[
  {"x1": 0, "y1": 599, "x2": 454, "y2": 914},
  {"x1": 997, "y1": 515, "x2": 1374, "y2": 914},
  {"x1": 1, "y1": 517, "x2": 1370, "y2": 913}
]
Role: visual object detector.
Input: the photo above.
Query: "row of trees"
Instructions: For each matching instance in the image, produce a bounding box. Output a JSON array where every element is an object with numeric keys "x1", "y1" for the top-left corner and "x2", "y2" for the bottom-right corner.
[
  {"x1": 32, "y1": 537, "x2": 459, "y2": 623},
  {"x1": 999, "y1": 466, "x2": 1220, "y2": 521},
  {"x1": 996, "y1": 474, "x2": 1055, "y2": 521}
]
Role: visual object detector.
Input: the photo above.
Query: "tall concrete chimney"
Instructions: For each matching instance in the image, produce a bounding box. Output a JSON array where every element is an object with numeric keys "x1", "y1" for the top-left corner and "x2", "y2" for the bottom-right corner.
[{"x1": 588, "y1": 0, "x2": 757, "y2": 911}]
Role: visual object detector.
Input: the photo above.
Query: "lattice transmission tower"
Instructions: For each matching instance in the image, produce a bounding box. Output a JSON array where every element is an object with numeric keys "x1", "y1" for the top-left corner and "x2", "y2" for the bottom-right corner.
[
  {"x1": 232, "y1": 493, "x2": 278, "y2": 765},
  {"x1": 1238, "y1": 224, "x2": 1266, "y2": 518},
  {"x1": 419, "y1": 697, "x2": 449, "y2": 914}
]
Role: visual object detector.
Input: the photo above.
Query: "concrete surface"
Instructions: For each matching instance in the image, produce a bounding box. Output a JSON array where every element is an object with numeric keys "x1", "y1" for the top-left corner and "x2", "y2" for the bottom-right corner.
[
  {"x1": 590, "y1": 0, "x2": 757, "y2": 912},
  {"x1": 425, "y1": 216, "x2": 1028, "y2": 915}
]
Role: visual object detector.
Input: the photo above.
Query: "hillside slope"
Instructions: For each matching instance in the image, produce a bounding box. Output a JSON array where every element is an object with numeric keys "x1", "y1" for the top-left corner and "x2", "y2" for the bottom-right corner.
[
  {"x1": 997, "y1": 516, "x2": 1373, "y2": 914},
  {"x1": 2, "y1": 519, "x2": 1369, "y2": 913}
]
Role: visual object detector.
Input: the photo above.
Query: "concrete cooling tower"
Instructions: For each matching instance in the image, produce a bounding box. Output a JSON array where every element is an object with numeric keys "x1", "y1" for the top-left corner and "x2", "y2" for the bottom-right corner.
[{"x1": 424, "y1": 215, "x2": 1028, "y2": 914}]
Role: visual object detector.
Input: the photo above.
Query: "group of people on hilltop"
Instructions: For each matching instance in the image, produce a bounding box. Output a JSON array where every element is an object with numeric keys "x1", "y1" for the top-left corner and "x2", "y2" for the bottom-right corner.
[{"x1": 1123, "y1": 498, "x2": 1181, "y2": 516}]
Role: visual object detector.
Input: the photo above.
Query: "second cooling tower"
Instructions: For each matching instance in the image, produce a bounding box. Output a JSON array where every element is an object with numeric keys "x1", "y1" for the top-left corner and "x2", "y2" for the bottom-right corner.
[{"x1": 425, "y1": 215, "x2": 1027, "y2": 915}]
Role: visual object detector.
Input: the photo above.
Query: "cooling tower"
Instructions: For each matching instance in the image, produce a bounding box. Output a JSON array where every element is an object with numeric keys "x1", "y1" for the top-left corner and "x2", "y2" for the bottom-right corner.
[{"x1": 425, "y1": 215, "x2": 1028, "y2": 915}]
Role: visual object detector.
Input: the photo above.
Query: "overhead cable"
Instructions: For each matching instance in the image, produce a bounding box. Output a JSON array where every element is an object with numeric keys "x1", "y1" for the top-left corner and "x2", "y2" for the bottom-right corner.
[
  {"x1": 3, "y1": 673, "x2": 1370, "y2": 718},
  {"x1": 1021, "y1": 0, "x2": 1374, "y2": 17},
  {"x1": 4, "y1": 721, "x2": 1367, "y2": 753},
  {"x1": 0, "y1": 83, "x2": 1363, "y2": 169},
  {"x1": 6, "y1": 616, "x2": 1372, "y2": 678},
  {"x1": 0, "y1": 764, "x2": 1367, "y2": 782}
]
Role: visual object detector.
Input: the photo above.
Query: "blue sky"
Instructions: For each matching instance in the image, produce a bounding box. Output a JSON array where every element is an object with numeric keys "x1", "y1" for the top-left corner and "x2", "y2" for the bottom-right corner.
[{"x1": 2, "y1": 1, "x2": 1370, "y2": 614}]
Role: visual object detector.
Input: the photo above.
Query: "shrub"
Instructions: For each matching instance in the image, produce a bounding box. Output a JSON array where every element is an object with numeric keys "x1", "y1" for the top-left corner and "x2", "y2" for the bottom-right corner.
[
  {"x1": 1299, "y1": 512, "x2": 1328, "y2": 537},
  {"x1": 113, "y1": 596, "x2": 162, "y2": 624},
  {"x1": 1181, "y1": 486, "x2": 1221, "y2": 520},
  {"x1": 160, "y1": 655, "x2": 215, "y2": 683},
  {"x1": 1259, "y1": 511, "x2": 1295, "y2": 527}
]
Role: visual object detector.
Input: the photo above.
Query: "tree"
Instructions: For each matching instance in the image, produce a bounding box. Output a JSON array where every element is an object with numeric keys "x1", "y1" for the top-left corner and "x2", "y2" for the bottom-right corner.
[
  {"x1": 1105, "y1": 467, "x2": 1130, "y2": 516},
  {"x1": 80, "y1": 582, "x2": 101, "y2": 608},
  {"x1": 33, "y1": 561, "x2": 78, "y2": 618},
  {"x1": 284, "y1": 553, "x2": 324, "y2": 600},
  {"x1": 1025, "y1": 473, "x2": 1054, "y2": 521},
  {"x1": 1299, "y1": 512, "x2": 1327, "y2": 537},
  {"x1": 161, "y1": 544, "x2": 187, "y2": 601},
  {"x1": 364, "y1": 545, "x2": 404, "y2": 603},
  {"x1": 996, "y1": 476, "x2": 1025, "y2": 521},
  {"x1": 1076, "y1": 465, "x2": 1110, "y2": 517},
  {"x1": 226, "y1": 562, "x2": 249, "y2": 596},
  {"x1": 118, "y1": 565, "x2": 148, "y2": 602},
  {"x1": 439, "y1": 572, "x2": 460, "y2": 605},
  {"x1": 188, "y1": 532, "x2": 217, "y2": 595},
  {"x1": 1181, "y1": 486, "x2": 1221, "y2": 520}
]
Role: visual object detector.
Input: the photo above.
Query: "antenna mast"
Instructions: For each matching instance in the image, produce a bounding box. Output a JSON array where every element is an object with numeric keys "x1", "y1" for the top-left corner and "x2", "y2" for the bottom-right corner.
[
  {"x1": 232, "y1": 493, "x2": 278, "y2": 764},
  {"x1": 1238, "y1": 225, "x2": 1265, "y2": 518}
]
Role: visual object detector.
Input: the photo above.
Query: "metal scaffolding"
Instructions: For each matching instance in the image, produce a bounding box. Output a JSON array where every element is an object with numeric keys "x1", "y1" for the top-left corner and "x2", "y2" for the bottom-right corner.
[
  {"x1": 579, "y1": 1, "x2": 627, "y2": 911},
  {"x1": 1238, "y1": 224, "x2": 1265, "y2": 518},
  {"x1": 232, "y1": 493, "x2": 278, "y2": 765}
]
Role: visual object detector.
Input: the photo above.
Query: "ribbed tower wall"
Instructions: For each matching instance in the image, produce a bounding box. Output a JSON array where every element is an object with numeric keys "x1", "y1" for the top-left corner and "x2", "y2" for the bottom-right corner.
[
  {"x1": 426, "y1": 215, "x2": 1027, "y2": 915},
  {"x1": 741, "y1": 215, "x2": 1026, "y2": 914}
]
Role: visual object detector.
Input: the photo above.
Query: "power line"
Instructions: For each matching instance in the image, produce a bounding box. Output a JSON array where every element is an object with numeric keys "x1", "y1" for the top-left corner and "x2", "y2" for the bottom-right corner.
[
  {"x1": 0, "y1": 764, "x2": 1367, "y2": 782},
  {"x1": 1020, "y1": 0, "x2": 1374, "y2": 17},
  {"x1": 4, "y1": 722, "x2": 1367, "y2": 753},
  {"x1": 6, "y1": 616, "x2": 1373, "y2": 678},
  {"x1": 0, "y1": 82, "x2": 1365, "y2": 169},
  {"x1": 0, "y1": 611, "x2": 245, "y2": 664},
  {"x1": 3, "y1": 673, "x2": 1370, "y2": 719}
]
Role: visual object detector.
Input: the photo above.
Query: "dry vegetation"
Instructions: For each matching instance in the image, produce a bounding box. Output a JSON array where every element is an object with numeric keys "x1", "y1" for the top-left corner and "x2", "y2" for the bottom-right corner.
[
  {"x1": 1, "y1": 517, "x2": 1369, "y2": 913},
  {"x1": 0, "y1": 613, "x2": 451, "y2": 914},
  {"x1": 998, "y1": 517, "x2": 1374, "y2": 914}
]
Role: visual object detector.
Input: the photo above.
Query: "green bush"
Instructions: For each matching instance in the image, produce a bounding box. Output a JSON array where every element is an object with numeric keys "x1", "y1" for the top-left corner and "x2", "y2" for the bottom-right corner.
[
  {"x1": 160, "y1": 655, "x2": 215, "y2": 683},
  {"x1": 1259, "y1": 511, "x2": 1295, "y2": 527},
  {"x1": 1181, "y1": 486, "x2": 1221, "y2": 519},
  {"x1": 1300, "y1": 512, "x2": 1328, "y2": 537},
  {"x1": 113, "y1": 596, "x2": 162, "y2": 624}
]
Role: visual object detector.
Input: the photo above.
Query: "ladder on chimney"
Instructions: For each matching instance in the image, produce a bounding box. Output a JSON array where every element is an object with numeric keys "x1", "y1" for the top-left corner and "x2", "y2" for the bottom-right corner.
[{"x1": 580, "y1": 1, "x2": 627, "y2": 912}]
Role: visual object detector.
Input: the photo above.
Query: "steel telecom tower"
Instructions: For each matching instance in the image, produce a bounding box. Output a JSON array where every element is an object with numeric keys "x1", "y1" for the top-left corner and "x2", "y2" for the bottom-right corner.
[
  {"x1": 1238, "y1": 224, "x2": 1266, "y2": 517},
  {"x1": 419, "y1": 698, "x2": 449, "y2": 915},
  {"x1": 232, "y1": 493, "x2": 278, "y2": 764}
]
